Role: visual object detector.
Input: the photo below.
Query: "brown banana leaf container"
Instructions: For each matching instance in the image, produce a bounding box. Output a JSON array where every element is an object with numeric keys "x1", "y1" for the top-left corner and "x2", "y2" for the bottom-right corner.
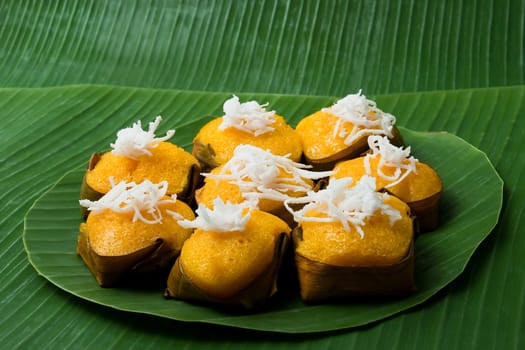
[
  {"x1": 384, "y1": 162, "x2": 443, "y2": 234},
  {"x1": 165, "y1": 233, "x2": 290, "y2": 310},
  {"x1": 304, "y1": 126, "x2": 405, "y2": 172},
  {"x1": 192, "y1": 140, "x2": 220, "y2": 173},
  {"x1": 401, "y1": 190, "x2": 442, "y2": 233},
  {"x1": 77, "y1": 229, "x2": 179, "y2": 288},
  {"x1": 292, "y1": 227, "x2": 415, "y2": 303}
]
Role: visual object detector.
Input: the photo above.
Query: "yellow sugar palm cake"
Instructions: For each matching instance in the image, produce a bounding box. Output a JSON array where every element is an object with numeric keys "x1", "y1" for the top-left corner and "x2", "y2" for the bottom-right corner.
[
  {"x1": 331, "y1": 135, "x2": 442, "y2": 231},
  {"x1": 192, "y1": 95, "x2": 302, "y2": 170},
  {"x1": 78, "y1": 179, "x2": 195, "y2": 287},
  {"x1": 165, "y1": 198, "x2": 291, "y2": 309},
  {"x1": 295, "y1": 91, "x2": 403, "y2": 170},
  {"x1": 285, "y1": 176, "x2": 415, "y2": 302}
]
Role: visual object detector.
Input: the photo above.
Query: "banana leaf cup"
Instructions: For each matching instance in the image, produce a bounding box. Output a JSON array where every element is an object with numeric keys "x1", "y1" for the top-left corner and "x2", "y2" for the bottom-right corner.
[
  {"x1": 385, "y1": 166, "x2": 442, "y2": 233},
  {"x1": 331, "y1": 147, "x2": 443, "y2": 233},
  {"x1": 286, "y1": 179, "x2": 416, "y2": 303},
  {"x1": 77, "y1": 198, "x2": 195, "y2": 287},
  {"x1": 292, "y1": 227, "x2": 415, "y2": 303},
  {"x1": 295, "y1": 90, "x2": 404, "y2": 172},
  {"x1": 78, "y1": 233, "x2": 173, "y2": 287},
  {"x1": 164, "y1": 204, "x2": 292, "y2": 310},
  {"x1": 77, "y1": 180, "x2": 195, "y2": 287},
  {"x1": 165, "y1": 232, "x2": 290, "y2": 310},
  {"x1": 192, "y1": 140, "x2": 220, "y2": 173}
]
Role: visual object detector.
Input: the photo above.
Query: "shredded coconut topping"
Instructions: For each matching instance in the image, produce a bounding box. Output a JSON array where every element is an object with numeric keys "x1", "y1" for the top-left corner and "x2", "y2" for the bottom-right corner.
[
  {"x1": 323, "y1": 90, "x2": 396, "y2": 145},
  {"x1": 218, "y1": 95, "x2": 276, "y2": 136},
  {"x1": 203, "y1": 144, "x2": 333, "y2": 205},
  {"x1": 177, "y1": 198, "x2": 252, "y2": 232},
  {"x1": 364, "y1": 135, "x2": 418, "y2": 188},
  {"x1": 110, "y1": 116, "x2": 175, "y2": 159},
  {"x1": 79, "y1": 178, "x2": 181, "y2": 224},
  {"x1": 284, "y1": 176, "x2": 402, "y2": 238}
]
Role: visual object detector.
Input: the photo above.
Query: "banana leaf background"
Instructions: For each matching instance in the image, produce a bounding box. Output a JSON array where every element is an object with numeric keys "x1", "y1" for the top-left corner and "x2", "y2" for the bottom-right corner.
[{"x1": 1, "y1": 0, "x2": 524, "y2": 349}]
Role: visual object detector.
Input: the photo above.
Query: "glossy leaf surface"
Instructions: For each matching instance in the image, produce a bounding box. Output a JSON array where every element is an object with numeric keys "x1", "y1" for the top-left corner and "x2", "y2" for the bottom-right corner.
[{"x1": 23, "y1": 87, "x2": 502, "y2": 333}]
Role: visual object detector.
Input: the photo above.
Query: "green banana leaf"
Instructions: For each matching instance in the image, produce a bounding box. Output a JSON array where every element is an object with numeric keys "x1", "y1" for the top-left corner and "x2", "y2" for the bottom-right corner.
[
  {"x1": 1, "y1": 1, "x2": 524, "y2": 95},
  {"x1": 22, "y1": 86, "x2": 502, "y2": 332},
  {"x1": 3, "y1": 83, "x2": 521, "y2": 347},
  {"x1": 2, "y1": 0, "x2": 524, "y2": 348}
]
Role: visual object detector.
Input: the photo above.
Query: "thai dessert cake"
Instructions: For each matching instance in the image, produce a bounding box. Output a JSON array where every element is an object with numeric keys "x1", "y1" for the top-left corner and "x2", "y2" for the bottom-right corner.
[
  {"x1": 165, "y1": 198, "x2": 291, "y2": 309},
  {"x1": 331, "y1": 135, "x2": 442, "y2": 232},
  {"x1": 195, "y1": 144, "x2": 332, "y2": 225},
  {"x1": 192, "y1": 95, "x2": 302, "y2": 171},
  {"x1": 73, "y1": 91, "x2": 445, "y2": 309},
  {"x1": 295, "y1": 90, "x2": 404, "y2": 170},
  {"x1": 78, "y1": 179, "x2": 195, "y2": 287},
  {"x1": 81, "y1": 116, "x2": 200, "y2": 217},
  {"x1": 285, "y1": 176, "x2": 415, "y2": 302}
]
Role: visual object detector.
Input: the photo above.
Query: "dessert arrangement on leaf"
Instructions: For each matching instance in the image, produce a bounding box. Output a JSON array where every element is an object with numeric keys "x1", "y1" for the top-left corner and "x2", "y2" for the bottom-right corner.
[{"x1": 77, "y1": 91, "x2": 442, "y2": 310}]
